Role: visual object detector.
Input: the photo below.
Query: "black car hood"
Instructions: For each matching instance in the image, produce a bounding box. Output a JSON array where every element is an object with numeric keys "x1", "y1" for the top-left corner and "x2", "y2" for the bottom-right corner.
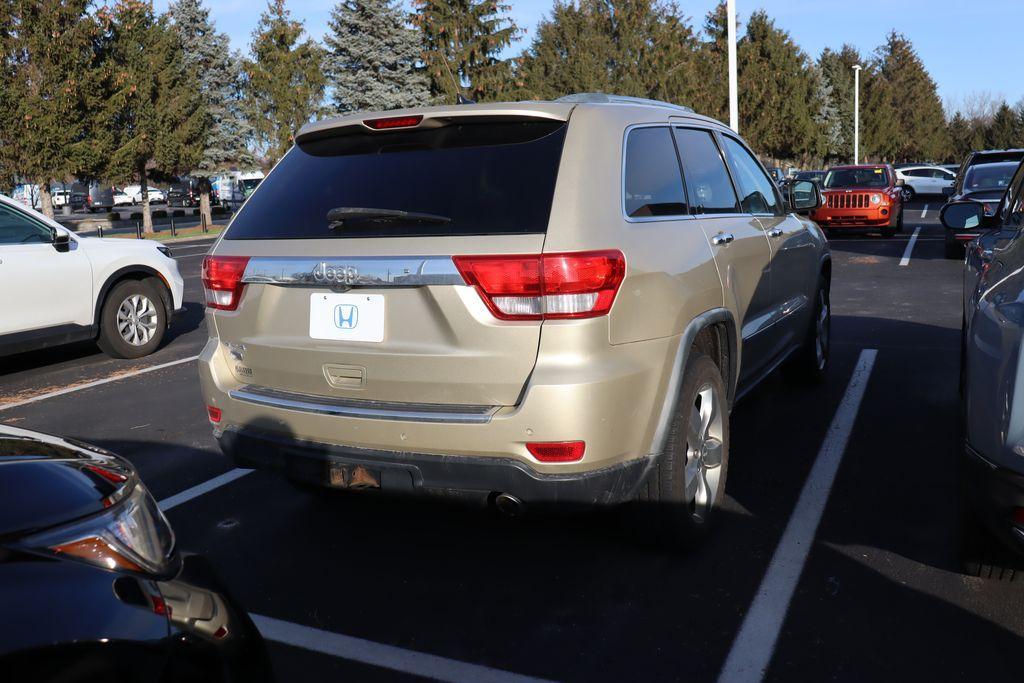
[{"x1": 0, "y1": 426, "x2": 133, "y2": 539}]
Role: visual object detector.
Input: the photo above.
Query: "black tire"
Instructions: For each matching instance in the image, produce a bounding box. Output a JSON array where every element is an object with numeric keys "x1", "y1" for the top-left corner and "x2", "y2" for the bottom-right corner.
[
  {"x1": 896, "y1": 207, "x2": 904, "y2": 233},
  {"x1": 784, "y1": 275, "x2": 830, "y2": 385},
  {"x1": 96, "y1": 279, "x2": 167, "y2": 359},
  {"x1": 904, "y1": 186, "x2": 916, "y2": 202},
  {"x1": 634, "y1": 350, "x2": 730, "y2": 549},
  {"x1": 945, "y1": 238, "x2": 962, "y2": 260},
  {"x1": 960, "y1": 503, "x2": 1024, "y2": 582},
  {"x1": 880, "y1": 224, "x2": 896, "y2": 238}
]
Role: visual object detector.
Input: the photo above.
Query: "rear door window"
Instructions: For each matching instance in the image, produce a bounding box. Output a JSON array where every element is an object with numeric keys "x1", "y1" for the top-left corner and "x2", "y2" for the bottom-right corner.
[
  {"x1": 225, "y1": 120, "x2": 567, "y2": 239},
  {"x1": 719, "y1": 135, "x2": 780, "y2": 215},
  {"x1": 673, "y1": 128, "x2": 739, "y2": 214},
  {"x1": 623, "y1": 126, "x2": 688, "y2": 218}
]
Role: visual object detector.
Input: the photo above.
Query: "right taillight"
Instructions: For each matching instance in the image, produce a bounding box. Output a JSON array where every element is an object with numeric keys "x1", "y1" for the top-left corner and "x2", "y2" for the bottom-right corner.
[
  {"x1": 202, "y1": 255, "x2": 250, "y2": 311},
  {"x1": 453, "y1": 250, "x2": 625, "y2": 321}
]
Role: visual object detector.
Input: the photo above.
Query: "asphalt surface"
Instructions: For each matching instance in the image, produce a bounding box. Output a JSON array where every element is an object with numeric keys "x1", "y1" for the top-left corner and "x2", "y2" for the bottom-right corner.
[{"x1": 2, "y1": 200, "x2": 1022, "y2": 682}]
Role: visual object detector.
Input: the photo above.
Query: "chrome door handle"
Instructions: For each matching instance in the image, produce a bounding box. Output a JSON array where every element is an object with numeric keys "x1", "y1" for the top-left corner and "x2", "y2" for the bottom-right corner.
[
  {"x1": 768, "y1": 227, "x2": 784, "y2": 238},
  {"x1": 712, "y1": 232, "x2": 735, "y2": 246}
]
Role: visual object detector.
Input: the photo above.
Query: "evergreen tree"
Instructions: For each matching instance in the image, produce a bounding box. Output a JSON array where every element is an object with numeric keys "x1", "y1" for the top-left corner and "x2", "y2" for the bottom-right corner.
[
  {"x1": 0, "y1": 1, "x2": 99, "y2": 218},
  {"x1": 169, "y1": 0, "x2": 255, "y2": 226},
  {"x1": 412, "y1": 0, "x2": 520, "y2": 102},
  {"x1": 325, "y1": 0, "x2": 431, "y2": 114},
  {"x1": 691, "y1": 2, "x2": 730, "y2": 122},
  {"x1": 96, "y1": 1, "x2": 206, "y2": 233},
  {"x1": 736, "y1": 11, "x2": 819, "y2": 161},
  {"x1": 810, "y1": 64, "x2": 842, "y2": 163},
  {"x1": 946, "y1": 111, "x2": 981, "y2": 164},
  {"x1": 986, "y1": 102, "x2": 1022, "y2": 149},
  {"x1": 818, "y1": 46, "x2": 858, "y2": 162},
  {"x1": 859, "y1": 64, "x2": 900, "y2": 161},
  {"x1": 875, "y1": 31, "x2": 947, "y2": 161},
  {"x1": 517, "y1": 0, "x2": 699, "y2": 107},
  {"x1": 244, "y1": 0, "x2": 326, "y2": 163}
]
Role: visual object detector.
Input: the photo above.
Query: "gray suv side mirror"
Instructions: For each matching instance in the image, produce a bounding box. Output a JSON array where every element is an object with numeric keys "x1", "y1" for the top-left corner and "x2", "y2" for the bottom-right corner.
[
  {"x1": 940, "y1": 201, "x2": 985, "y2": 230},
  {"x1": 785, "y1": 179, "x2": 821, "y2": 214}
]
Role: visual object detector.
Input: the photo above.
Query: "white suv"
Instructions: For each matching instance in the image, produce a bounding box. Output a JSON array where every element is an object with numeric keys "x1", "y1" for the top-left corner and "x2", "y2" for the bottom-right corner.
[
  {"x1": 0, "y1": 195, "x2": 184, "y2": 358},
  {"x1": 895, "y1": 165, "x2": 956, "y2": 199}
]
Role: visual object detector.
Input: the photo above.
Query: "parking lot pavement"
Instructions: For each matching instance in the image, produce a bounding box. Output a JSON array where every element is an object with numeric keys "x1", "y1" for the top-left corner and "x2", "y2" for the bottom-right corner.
[{"x1": 3, "y1": 202, "x2": 1023, "y2": 681}]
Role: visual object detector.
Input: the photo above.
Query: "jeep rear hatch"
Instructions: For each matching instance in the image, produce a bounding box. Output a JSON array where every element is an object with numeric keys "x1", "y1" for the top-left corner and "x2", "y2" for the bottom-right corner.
[{"x1": 208, "y1": 112, "x2": 571, "y2": 407}]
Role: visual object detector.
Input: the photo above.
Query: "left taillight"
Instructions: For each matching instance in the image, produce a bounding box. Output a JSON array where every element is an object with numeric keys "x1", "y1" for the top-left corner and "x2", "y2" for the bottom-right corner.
[
  {"x1": 202, "y1": 255, "x2": 250, "y2": 311},
  {"x1": 453, "y1": 250, "x2": 625, "y2": 321}
]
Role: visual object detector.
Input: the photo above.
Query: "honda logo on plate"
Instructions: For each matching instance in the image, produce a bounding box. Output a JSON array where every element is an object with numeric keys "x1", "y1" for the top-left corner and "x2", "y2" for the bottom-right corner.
[{"x1": 334, "y1": 304, "x2": 359, "y2": 330}]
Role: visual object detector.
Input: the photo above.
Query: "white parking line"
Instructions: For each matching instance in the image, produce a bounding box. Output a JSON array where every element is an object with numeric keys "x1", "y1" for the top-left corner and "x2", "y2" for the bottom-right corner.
[
  {"x1": 158, "y1": 468, "x2": 253, "y2": 511},
  {"x1": 717, "y1": 349, "x2": 877, "y2": 683},
  {"x1": 899, "y1": 226, "x2": 922, "y2": 266},
  {"x1": 921, "y1": 204, "x2": 929, "y2": 219},
  {"x1": 251, "y1": 613, "x2": 556, "y2": 683},
  {"x1": 0, "y1": 355, "x2": 199, "y2": 412}
]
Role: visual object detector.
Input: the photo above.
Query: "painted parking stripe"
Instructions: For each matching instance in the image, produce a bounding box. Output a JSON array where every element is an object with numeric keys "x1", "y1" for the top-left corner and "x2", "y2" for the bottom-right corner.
[
  {"x1": 158, "y1": 468, "x2": 253, "y2": 511},
  {"x1": 0, "y1": 355, "x2": 199, "y2": 412},
  {"x1": 251, "y1": 613, "x2": 556, "y2": 683},
  {"x1": 899, "y1": 227, "x2": 922, "y2": 266},
  {"x1": 921, "y1": 204, "x2": 929, "y2": 219},
  {"x1": 717, "y1": 349, "x2": 877, "y2": 683}
]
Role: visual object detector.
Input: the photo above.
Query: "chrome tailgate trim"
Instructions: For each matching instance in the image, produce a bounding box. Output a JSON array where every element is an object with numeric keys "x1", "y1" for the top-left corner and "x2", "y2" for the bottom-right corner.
[
  {"x1": 228, "y1": 384, "x2": 498, "y2": 424},
  {"x1": 241, "y1": 256, "x2": 462, "y2": 287}
]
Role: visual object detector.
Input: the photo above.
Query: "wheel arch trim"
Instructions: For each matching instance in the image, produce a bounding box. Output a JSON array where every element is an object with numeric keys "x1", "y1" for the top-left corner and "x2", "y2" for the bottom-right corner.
[
  {"x1": 649, "y1": 309, "x2": 738, "y2": 460},
  {"x1": 94, "y1": 265, "x2": 173, "y2": 329}
]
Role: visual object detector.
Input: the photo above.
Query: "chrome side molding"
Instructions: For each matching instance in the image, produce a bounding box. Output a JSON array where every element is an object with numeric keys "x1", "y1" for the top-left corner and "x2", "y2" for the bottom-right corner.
[{"x1": 229, "y1": 384, "x2": 497, "y2": 424}]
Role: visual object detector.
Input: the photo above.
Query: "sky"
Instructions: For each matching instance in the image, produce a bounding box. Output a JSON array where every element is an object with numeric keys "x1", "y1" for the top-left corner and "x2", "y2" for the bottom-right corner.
[{"x1": 154, "y1": 0, "x2": 1024, "y2": 112}]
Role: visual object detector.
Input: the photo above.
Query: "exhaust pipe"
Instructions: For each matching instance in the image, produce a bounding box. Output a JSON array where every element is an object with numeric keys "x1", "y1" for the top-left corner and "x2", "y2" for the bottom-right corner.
[{"x1": 493, "y1": 492, "x2": 524, "y2": 518}]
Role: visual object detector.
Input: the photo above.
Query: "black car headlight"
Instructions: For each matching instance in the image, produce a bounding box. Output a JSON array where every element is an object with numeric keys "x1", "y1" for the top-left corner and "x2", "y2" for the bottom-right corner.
[{"x1": 19, "y1": 482, "x2": 176, "y2": 577}]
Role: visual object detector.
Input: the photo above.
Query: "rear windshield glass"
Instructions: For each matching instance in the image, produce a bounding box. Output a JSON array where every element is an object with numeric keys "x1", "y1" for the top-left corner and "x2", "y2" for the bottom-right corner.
[
  {"x1": 823, "y1": 168, "x2": 889, "y2": 189},
  {"x1": 225, "y1": 120, "x2": 567, "y2": 240},
  {"x1": 963, "y1": 162, "x2": 1019, "y2": 192}
]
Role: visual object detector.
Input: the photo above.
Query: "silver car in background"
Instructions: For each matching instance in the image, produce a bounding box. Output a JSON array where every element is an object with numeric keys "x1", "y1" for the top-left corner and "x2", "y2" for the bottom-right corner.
[{"x1": 944, "y1": 159, "x2": 1024, "y2": 575}]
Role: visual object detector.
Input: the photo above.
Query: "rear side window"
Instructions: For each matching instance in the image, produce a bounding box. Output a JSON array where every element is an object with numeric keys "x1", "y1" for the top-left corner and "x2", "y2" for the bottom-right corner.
[
  {"x1": 673, "y1": 128, "x2": 739, "y2": 214},
  {"x1": 623, "y1": 127, "x2": 687, "y2": 218},
  {"x1": 224, "y1": 120, "x2": 567, "y2": 239},
  {"x1": 720, "y1": 135, "x2": 779, "y2": 215}
]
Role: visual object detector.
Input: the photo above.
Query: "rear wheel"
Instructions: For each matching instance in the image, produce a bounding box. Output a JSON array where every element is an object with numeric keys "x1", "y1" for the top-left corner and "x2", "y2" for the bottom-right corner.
[
  {"x1": 784, "y1": 275, "x2": 830, "y2": 385},
  {"x1": 97, "y1": 280, "x2": 167, "y2": 359},
  {"x1": 635, "y1": 351, "x2": 729, "y2": 549}
]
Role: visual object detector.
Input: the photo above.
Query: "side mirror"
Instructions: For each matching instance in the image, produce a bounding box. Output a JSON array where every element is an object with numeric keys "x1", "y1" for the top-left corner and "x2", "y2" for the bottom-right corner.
[
  {"x1": 786, "y1": 179, "x2": 821, "y2": 214},
  {"x1": 52, "y1": 230, "x2": 71, "y2": 253},
  {"x1": 940, "y1": 201, "x2": 985, "y2": 231},
  {"x1": 895, "y1": 178, "x2": 906, "y2": 187}
]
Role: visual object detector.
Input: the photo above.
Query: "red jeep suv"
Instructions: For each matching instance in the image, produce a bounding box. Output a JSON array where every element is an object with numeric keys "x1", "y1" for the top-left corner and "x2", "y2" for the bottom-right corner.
[{"x1": 810, "y1": 164, "x2": 905, "y2": 237}]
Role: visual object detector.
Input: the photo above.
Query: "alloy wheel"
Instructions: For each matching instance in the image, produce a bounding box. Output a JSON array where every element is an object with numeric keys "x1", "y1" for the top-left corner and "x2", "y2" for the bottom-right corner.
[{"x1": 684, "y1": 384, "x2": 724, "y2": 523}]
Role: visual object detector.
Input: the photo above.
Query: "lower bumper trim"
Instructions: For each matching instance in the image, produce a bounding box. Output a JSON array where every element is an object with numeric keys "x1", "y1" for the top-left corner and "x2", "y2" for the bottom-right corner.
[{"x1": 217, "y1": 427, "x2": 653, "y2": 506}]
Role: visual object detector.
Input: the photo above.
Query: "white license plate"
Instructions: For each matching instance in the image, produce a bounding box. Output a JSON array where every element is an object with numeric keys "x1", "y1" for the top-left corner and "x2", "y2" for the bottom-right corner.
[{"x1": 309, "y1": 293, "x2": 385, "y2": 343}]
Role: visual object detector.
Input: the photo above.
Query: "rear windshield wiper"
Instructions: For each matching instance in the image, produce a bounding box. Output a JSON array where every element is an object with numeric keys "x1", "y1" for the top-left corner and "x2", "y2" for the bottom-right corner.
[{"x1": 327, "y1": 207, "x2": 451, "y2": 229}]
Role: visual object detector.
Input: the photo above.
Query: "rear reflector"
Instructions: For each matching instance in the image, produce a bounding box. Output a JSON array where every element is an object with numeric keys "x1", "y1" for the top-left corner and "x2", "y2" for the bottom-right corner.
[
  {"x1": 207, "y1": 406, "x2": 222, "y2": 423},
  {"x1": 453, "y1": 250, "x2": 625, "y2": 321},
  {"x1": 202, "y1": 256, "x2": 250, "y2": 311},
  {"x1": 527, "y1": 441, "x2": 585, "y2": 463},
  {"x1": 364, "y1": 115, "x2": 423, "y2": 130}
]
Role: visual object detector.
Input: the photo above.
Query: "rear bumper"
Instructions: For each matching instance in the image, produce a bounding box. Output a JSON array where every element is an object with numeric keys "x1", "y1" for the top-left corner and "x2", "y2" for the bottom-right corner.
[
  {"x1": 218, "y1": 426, "x2": 652, "y2": 505},
  {"x1": 963, "y1": 443, "x2": 1024, "y2": 555}
]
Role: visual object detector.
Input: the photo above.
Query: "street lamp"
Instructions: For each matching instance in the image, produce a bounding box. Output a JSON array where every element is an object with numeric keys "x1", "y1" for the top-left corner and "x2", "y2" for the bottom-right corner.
[
  {"x1": 852, "y1": 64, "x2": 862, "y2": 164},
  {"x1": 727, "y1": 0, "x2": 738, "y2": 133}
]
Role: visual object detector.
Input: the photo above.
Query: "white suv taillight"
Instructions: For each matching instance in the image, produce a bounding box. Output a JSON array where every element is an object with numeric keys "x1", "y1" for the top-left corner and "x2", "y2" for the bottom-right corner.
[
  {"x1": 453, "y1": 250, "x2": 625, "y2": 321},
  {"x1": 202, "y1": 255, "x2": 250, "y2": 311}
]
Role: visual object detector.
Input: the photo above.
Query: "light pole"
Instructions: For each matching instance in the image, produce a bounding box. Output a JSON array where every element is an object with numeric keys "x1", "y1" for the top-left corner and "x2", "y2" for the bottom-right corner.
[
  {"x1": 852, "y1": 64, "x2": 862, "y2": 164},
  {"x1": 727, "y1": 0, "x2": 738, "y2": 133}
]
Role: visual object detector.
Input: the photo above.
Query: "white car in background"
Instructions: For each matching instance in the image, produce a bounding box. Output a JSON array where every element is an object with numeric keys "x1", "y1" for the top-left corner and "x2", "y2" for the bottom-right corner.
[
  {"x1": 0, "y1": 194, "x2": 183, "y2": 359},
  {"x1": 113, "y1": 188, "x2": 134, "y2": 206},
  {"x1": 895, "y1": 165, "x2": 956, "y2": 199},
  {"x1": 120, "y1": 185, "x2": 167, "y2": 205}
]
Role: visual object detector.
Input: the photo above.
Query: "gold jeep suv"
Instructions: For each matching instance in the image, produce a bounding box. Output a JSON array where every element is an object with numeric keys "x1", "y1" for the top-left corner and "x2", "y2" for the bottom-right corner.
[{"x1": 199, "y1": 94, "x2": 829, "y2": 543}]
